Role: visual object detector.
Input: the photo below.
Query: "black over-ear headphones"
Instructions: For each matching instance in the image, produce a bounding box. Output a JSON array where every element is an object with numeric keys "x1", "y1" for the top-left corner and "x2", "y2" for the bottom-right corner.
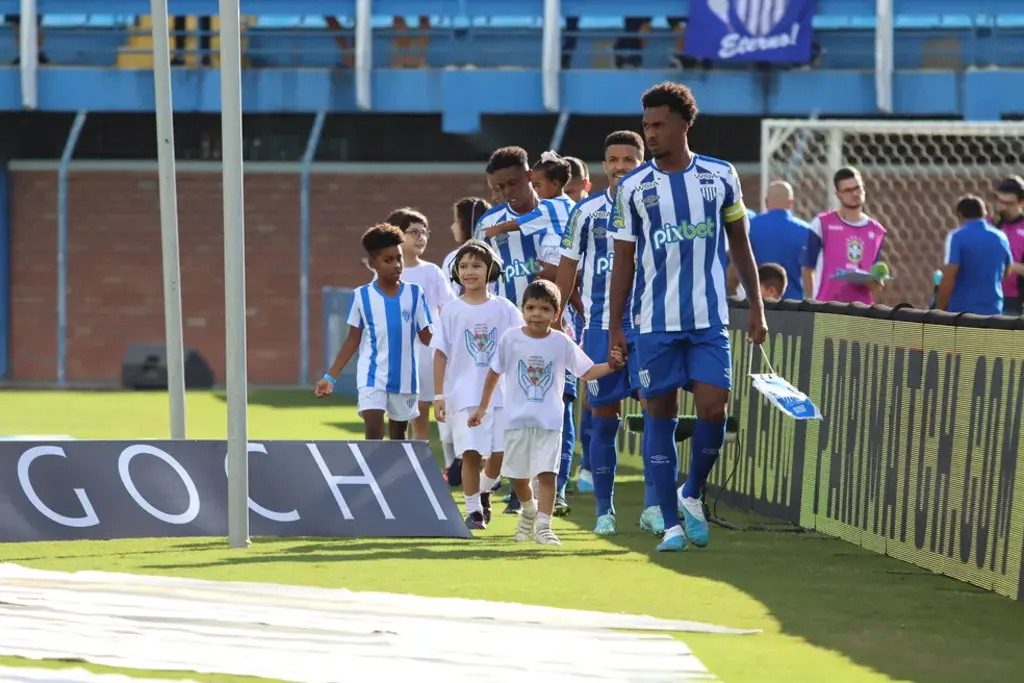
[{"x1": 450, "y1": 240, "x2": 504, "y2": 287}]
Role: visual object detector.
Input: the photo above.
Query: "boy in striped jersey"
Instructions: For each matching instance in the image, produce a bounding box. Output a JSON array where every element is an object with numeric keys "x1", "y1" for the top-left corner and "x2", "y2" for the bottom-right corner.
[
  {"x1": 608, "y1": 83, "x2": 767, "y2": 553},
  {"x1": 315, "y1": 224, "x2": 434, "y2": 440},
  {"x1": 556, "y1": 130, "x2": 663, "y2": 536}
]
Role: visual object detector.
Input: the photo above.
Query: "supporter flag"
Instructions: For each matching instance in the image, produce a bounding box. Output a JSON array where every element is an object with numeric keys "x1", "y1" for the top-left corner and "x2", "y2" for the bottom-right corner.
[
  {"x1": 684, "y1": 0, "x2": 815, "y2": 64},
  {"x1": 748, "y1": 345, "x2": 822, "y2": 420}
]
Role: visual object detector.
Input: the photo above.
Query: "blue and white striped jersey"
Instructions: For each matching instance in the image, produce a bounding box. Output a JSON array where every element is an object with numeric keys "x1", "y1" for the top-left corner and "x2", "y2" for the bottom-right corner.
[
  {"x1": 346, "y1": 281, "x2": 432, "y2": 394},
  {"x1": 475, "y1": 197, "x2": 572, "y2": 305},
  {"x1": 610, "y1": 154, "x2": 747, "y2": 334},
  {"x1": 559, "y1": 190, "x2": 622, "y2": 330}
]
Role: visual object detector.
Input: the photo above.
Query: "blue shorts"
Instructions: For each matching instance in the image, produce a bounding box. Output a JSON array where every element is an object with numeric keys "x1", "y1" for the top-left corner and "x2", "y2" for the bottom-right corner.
[
  {"x1": 634, "y1": 326, "x2": 732, "y2": 399},
  {"x1": 581, "y1": 328, "x2": 631, "y2": 407},
  {"x1": 563, "y1": 369, "x2": 578, "y2": 401}
]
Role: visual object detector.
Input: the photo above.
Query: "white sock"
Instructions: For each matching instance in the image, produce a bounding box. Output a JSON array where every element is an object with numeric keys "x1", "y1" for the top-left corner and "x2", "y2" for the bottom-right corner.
[
  {"x1": 664, "y1": 524, "x2": 684, "y2": 539},
  {"x1": 442, "y1": 441, "x2": 457, "y2": 468},
  {"x1": 521, "y1": 498, "x2": 538, "y2": 518},
  {"x1": 480, "y1": 473, "x2": 497, "y2": 493},
  {"x1": 465, "y1": 493, "x2": 481, "y2": 514},
  {"x1": 537, "y1": 512, "x2": 552, "y2": 528}
]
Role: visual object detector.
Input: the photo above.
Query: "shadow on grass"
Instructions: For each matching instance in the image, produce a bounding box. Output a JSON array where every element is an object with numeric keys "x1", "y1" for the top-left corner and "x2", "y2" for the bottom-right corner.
[
  {"x1": 212, "y1": 389, "x2": 342, "y2": 410},
  {"x1": 582, "y1": 470, "x2": 1024, "y2": 683}
]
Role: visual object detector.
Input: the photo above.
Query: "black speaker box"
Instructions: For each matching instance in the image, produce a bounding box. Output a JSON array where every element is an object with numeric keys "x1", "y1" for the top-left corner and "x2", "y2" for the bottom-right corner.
[{"x1": 121, "y1": 343, "x2": 215, "y2": 390}]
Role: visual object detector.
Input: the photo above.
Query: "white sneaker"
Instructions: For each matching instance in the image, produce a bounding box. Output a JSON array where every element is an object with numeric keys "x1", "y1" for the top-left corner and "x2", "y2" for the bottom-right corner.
[
  {"x1": 515, "y1": 513, "x2": 537, "y2": 541},
  {"x1": 535, "y1": 526, "x2": 561, "y2": 546}
]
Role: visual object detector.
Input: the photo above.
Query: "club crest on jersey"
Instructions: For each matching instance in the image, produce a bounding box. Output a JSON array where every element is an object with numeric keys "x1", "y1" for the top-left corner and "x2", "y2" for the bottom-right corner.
[
  {"x1": 402, "y1": 309, "x2": 412, "y2": 322},
  {"x1": 847, "y1": 238, "x2": 864, "y2": 263},
  {"x1": 652, "y1": 221, "x2": 715, "y2": 248},
  {"x1": 518, "y1": 358, "x2": 554, "y2": 402}
]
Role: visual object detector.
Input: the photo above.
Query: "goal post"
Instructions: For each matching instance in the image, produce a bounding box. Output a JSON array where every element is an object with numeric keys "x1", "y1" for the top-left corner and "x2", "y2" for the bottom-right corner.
[{"x1": 760, "y1": 119, "x2": 1024, "y2": 307}]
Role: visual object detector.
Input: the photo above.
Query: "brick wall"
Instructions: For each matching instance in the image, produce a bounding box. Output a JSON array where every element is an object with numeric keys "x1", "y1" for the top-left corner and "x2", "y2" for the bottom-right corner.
[{"x1": 7, "y1": 165, "x2": 936, "y2": 384}]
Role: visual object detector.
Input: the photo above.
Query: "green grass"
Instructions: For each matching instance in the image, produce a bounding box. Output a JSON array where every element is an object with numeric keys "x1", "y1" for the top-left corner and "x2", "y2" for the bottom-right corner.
[{"x1": 1, "y1": 389, "x2": 1023, "y2": 683}]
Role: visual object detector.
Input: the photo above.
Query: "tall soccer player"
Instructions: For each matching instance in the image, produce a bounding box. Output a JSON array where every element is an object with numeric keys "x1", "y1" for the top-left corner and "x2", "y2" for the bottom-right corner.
[
  {"x1": 556, "y1": 130, "x2": 664, "y2": 536},
  {"x1": 476, "y1": 147, "x2": 569, "y2": 513},
  {"x1": 608, "y1": 83, "x2": 767, "y2": 553}
]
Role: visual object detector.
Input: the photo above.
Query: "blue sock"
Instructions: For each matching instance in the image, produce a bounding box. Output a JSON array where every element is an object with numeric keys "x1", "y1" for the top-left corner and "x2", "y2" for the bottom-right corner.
[
  {"x1": 557, "y1": 398, "x2": 576, "y2": 496},
  {"x1": 580, "y1": 410, "x2": 593, "y2": 472},
  {"x1": 681, "y1": 418, "x2": 727, "y2": 500},
  {"x1": 590, "y1": 416, "x2": 620, "y2": 517},
  {"x1": 641, "y1": 410, "x2": 658, "y2": 508},
  {"x1": 649, "y1": 416, "x2": 680, "y2": 528}
]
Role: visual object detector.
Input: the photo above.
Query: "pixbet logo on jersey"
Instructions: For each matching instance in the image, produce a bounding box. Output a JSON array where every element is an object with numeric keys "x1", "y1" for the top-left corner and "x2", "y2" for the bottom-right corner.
[
  {"x1": 505, "y1": 258, "x2": 540, "y2": 280},
  {"x1": 651, "y1": 221, "x2": 716, "y2": 249}
]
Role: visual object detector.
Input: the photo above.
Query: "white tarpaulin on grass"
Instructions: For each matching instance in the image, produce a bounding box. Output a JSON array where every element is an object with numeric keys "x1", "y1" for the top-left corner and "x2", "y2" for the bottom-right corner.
[
  {"x1": 0, "y1": 665, "x2": 197, "y2": 683},
  {"x1": 0, "y1": 564, "x2": 759, "y2": 682}
]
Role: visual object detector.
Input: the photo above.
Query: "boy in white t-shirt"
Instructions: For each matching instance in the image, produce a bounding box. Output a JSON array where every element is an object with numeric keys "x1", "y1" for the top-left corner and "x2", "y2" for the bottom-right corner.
[
  {"x1": 468, "y1": 280, "x2": 623, "y2": 545},
  {"x1": 432, "y1": 240, "x2": 523, "y2": 530},
  {"x1": 316, "y1": 224, "x2": 433, "y2": 440},
  {"x1": 385, "y1": 208, "x2": 456, "y2": 442}
]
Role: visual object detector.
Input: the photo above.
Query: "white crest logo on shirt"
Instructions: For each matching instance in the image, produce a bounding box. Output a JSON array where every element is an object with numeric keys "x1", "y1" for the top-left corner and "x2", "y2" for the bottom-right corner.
[
  {"x1": 700, "y1": 183, "x2": 717, "y2": 202},
  {"x1": 518, "y1": 358, "x2": 554, "y2": 402},
  {"x1": 402, "y1": 309, "x2": 412, "y2": 323},
  {"x1": 464, "y1": 327, "x2": 498, "y2": 366}
]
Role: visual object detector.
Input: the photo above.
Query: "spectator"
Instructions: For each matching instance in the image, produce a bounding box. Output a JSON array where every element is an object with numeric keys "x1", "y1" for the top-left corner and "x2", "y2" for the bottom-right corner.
[
  {"x1": 936, "y1": 195, "x2": 1012, "y2": 316},
  {"x1": 5, "y1": 13, "x2": 47, "y2": 65},
  {"x1": 391, "y1": 16, "x2": 429, "y2": 68},
  {"x1": 172, "y1": 16, "x2": 212, "y2": 67},
  {"x1": 993, "y1": 175, "x2": 1024, "y2": 315},
  {"x1": 561, "y1": 16, "x2": 580, "y2": 69},
  {"x1": 614, "y1": 18, "x2": 650, "y2": 68},
  {"x1": 325, "y1": 16, "x2": 354, "y2": 68}
]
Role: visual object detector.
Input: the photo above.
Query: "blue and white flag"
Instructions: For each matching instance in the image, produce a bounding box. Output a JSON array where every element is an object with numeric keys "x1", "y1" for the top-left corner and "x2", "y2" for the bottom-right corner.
[
  {"x1": 748, "y1": 344, "x2": 822, "y2": 420},
  {"x1": 684, "y1": 0, "x2": 815, "y2": 64}
]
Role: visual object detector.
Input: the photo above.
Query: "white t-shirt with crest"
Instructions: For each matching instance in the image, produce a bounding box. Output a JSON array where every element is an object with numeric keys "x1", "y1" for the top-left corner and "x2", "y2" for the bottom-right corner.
[
  {"x1": 431, "y1": 295, "x2": 524, "y2": 414},
  {"x1": 490, "y1": 328, "x2": 594, "y2": 432}
]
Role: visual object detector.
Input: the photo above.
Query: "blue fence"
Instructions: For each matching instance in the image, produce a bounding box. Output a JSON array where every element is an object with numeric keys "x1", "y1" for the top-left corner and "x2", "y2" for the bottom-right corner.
[{"x1": 0, "y1": 0, "x2": 1021, "y2": 122}]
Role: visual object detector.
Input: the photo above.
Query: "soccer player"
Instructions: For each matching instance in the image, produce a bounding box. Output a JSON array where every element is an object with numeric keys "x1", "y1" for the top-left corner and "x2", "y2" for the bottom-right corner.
[
  {"x1": 564, "y1": 156, "x2": 592, "y2": 202},
  {"x1": 468, "y1": 280, "x2": 623, "y2": 546},
  {"x1": 757, "y1": 263, "x2": 788, "y2": 301},
  {"x1": 993, "y1": 176, "x2": 1024, "y2": 316},
  {"x1": 433, "y1": 240, "x2": 524, "y2": 529},
  {"x1": 476, "y1": 147, "x2": 574, "y2": 514},
  {"x1": 608, "y1": 82, "x2": 767, "y2": 553},
  {"x1": 557, "y1": 129, "x2": 663, "y2": 536},
  {"x1": 385, "y1": 208, "x2": 455, "y2": 441},
  {"x1": 801, "y1": 167, "x2": 888, "y2": 304},
  {"x1": 936, "y1": 195, "x2": 1012, "y2": 315},
  {"x1": 315, "y1": 224, "x2": 433, "y2": 440}
]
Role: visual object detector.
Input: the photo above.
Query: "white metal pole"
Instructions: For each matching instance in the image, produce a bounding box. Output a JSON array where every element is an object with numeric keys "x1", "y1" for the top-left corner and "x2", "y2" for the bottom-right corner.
[
  {"x1": 354, "y1": 0, "x2": 372, "y2": 111},
  {"x1": 219, "y1": 0, "x2": 250, "y2": 549},
  {"x1": 19, "y1": 0, "x2": 38, "y2": 110},
  {"x1": 151, "y1": 0, "x2": 187, "y2": 440}
]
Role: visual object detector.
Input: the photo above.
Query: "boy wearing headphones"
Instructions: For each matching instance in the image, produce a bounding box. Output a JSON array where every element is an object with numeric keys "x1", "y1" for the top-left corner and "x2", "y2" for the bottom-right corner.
[{"x1": 432, "y1": 240, "x2": 524, "y2": 530}]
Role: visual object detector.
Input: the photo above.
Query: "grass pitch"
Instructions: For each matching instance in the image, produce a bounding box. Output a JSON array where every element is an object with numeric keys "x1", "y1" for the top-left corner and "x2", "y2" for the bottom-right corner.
[{"x1": 1, "y1": 389, "x2": 1022, "y2": 683}]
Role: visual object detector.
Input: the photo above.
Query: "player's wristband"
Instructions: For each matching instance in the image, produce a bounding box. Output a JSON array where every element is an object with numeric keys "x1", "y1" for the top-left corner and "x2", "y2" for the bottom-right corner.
[
  {"x1": 322, "y1": 373, "x2": 336, "y2": 384},
  {"x1": 433, "y1": 394, "x2": 445, "y2": 402}
]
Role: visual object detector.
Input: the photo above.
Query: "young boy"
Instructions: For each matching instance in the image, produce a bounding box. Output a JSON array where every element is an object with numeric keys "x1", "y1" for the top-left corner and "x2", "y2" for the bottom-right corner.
[
  {"x1": 315, "y1": 224, "x2": 433, "y2": 440},
  {"x1": 468, "y1": 280, "x2": 623, "y2": 545},
  {"x1": 432, "y1": 240, "x2": 523, "y2": 529},
  {"x1": 384, "y1": 208, "x2": 455, "y2": 441},
  {"x1": 758, "y1": 263, "x2": 788, "y2": 301}
]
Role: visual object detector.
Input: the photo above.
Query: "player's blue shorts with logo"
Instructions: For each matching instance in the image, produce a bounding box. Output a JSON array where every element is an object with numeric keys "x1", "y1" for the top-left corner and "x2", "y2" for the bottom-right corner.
[
  {"x1": 634, "y1": 325, "x2": 732, "y2": 399},
  {"x1": 582, "y1": 328, "x2": 642, "y2": 407}
]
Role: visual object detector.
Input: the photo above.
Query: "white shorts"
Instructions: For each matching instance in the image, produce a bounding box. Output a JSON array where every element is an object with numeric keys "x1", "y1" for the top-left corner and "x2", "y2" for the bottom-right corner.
[
  {"x1": 450, "y1": 407, "x2": 506, "y2": 458},
  {"x1": 438, "y1": 416, "x2": 453, "y2": 444},
  {"x1": 416, "y1": 345, "x2": 434, "y2": 402},
  {"x1": 501, "y1": 426, "x2": 561, "y2": 480},
  {"x1": 357, "y1": 387, "x2": 420, "y2": 422}
]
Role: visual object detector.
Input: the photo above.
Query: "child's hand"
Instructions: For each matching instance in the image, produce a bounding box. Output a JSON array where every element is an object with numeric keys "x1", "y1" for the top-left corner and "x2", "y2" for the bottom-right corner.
[
  {"x1": 608, "y1": 346, "x2": 625, "y2": 370},
  {"x1": 314, "y1": 378, "x2": 334, "y2": 398},
  {"x1": 467, "y1": 410, "x2": 484, "y2": 428},
  {"x1": 434, "y1": 398, "x2": 447, "y2": 422}
]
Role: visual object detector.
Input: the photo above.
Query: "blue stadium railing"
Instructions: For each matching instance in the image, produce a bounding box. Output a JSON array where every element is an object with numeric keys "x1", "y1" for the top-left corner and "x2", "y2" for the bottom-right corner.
[{"x1": 0, "y1": 0, "x2": 1022, "y2": 125}]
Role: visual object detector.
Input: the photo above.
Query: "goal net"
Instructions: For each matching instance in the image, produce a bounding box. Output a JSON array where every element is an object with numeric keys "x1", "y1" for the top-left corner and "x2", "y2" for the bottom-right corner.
[{"x1": 760, "y1": 120, "x2": 1024, "y2": 308}]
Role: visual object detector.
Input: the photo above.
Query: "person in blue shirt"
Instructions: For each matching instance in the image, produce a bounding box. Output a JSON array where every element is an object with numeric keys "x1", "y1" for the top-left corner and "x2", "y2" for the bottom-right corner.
[
  {"x1": 744, "y1": 181, "x2": 809, "y2": 300},
  {"x1": 936, "y1": 195, "x2": 1012, "y2": 315}
]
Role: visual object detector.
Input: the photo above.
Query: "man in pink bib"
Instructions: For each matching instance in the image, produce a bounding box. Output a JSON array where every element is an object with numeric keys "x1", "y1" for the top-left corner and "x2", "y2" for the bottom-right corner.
[{"x1": 801, "y1": 166, "x2": 887, "y2": 304}]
